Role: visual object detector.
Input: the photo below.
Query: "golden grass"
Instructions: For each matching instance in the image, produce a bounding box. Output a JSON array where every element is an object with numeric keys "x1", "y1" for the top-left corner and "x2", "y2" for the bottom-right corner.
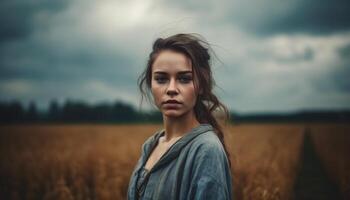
[
  {"x1": 0, "y1": 124, "x2": 161, "y2": 200},
  {"x1": 0, "y1": 123, "x2": 347, "y2": 200},
  {"x1": 225, "y1": 124, "x2": 304, "y2": 200}
]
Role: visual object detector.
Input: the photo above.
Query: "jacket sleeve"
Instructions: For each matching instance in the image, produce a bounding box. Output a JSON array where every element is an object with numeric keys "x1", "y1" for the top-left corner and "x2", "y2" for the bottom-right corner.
[{"x1": 187, "y1": 142, "x2": 233, "y2": 200}]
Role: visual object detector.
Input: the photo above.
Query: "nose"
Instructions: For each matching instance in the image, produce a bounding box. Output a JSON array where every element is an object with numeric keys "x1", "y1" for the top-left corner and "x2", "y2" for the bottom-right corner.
[{"x1": 166, "y1": 78, "x2": 178, "y2": 96}]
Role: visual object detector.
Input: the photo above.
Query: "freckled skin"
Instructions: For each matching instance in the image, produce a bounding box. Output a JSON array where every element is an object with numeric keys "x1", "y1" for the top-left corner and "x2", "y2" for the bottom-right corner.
[{"x1": 151, "y1": 50, "x2": 199, "y2": 119}]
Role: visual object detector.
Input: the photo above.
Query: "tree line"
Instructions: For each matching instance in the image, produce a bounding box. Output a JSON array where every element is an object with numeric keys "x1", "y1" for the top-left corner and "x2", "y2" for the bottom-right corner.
[
  {"x1": 0, "y1": 100, "x2": 162, "y2": 124},
  {"x1": 0, "y1": 100, "x2": 349, "y2": 124}
]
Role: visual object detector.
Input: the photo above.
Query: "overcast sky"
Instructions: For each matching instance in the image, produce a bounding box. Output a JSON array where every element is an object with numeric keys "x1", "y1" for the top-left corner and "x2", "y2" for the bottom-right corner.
[{"x1": 1, "y1": 0, "x2": 350, "y2": 114}]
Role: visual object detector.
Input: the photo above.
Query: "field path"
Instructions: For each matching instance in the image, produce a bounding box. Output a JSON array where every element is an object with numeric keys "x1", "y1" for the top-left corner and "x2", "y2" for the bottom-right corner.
[{"x1": 293, "y1": 129, "x2": 342, "y2": 200}]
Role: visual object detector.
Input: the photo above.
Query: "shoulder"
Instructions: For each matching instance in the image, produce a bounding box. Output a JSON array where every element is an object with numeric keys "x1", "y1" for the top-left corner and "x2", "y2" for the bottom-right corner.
[
  {"x1": 186, "y1": 130, "x2": 233, "y2": 198},
  {"x1": 190, "y1": 130, "x2": 226, "y2": 156},
  {"x1": 187, "y1": 130, "x2": 229, "y2": 172}
]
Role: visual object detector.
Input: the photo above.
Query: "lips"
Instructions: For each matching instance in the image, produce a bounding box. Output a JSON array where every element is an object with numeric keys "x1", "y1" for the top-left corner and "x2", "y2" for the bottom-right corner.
[{"x1": 163, "y1": 99, "x2": 181, "y2": 104}]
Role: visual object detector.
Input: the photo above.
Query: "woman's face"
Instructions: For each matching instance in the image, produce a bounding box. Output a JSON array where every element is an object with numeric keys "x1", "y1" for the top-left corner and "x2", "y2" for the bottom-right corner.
[{"x1": 151, "y1": 50, "x2": 198, "y2": 118}]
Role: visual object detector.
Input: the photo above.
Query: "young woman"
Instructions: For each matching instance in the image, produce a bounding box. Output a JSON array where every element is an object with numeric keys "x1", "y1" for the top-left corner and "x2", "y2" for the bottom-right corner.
[{"x1": 127, "y1": 33, "x2": 233, "y2": 200}]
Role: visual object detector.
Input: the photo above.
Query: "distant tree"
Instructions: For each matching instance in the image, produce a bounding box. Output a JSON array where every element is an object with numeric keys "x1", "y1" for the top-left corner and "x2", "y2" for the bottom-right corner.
[
  {"x1": 111, "y1": 101, "x2": 138, "y2": 122},
  {"x1": 141, "y1": 110, "x2": 162, "y2": 122},
  {"x1": 93, "y1": 103, "x2": 112, "y2": 121},
  {"x1": 62, "y1": 100, "x2": 90, "y2": 122},
  {"x1": 49, "y1": 100, "x2": 61, "y2": 121},
  {"x1": 0, "y1": 101, "x2": 24, "y2": 122},
  {"x1": 26, "y1": 101, "x2": 38, "y2": 121}
]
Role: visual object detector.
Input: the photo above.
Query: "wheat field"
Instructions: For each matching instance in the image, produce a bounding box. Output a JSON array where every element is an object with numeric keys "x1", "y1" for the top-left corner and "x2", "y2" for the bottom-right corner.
[{"x1": 0, "y1": 123, "x2": 348, "y2": 200}]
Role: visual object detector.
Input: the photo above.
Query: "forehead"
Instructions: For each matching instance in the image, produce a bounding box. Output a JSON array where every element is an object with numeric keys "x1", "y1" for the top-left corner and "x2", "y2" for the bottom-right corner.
[{"x1": 152, "y1": 50, "x2": 192, "y2": 74}]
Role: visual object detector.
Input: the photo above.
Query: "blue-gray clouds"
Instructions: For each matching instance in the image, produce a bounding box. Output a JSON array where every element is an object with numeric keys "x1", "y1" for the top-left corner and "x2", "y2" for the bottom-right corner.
[{"x1": 0, "y1": 0, "x2": 349, "y2": 113}]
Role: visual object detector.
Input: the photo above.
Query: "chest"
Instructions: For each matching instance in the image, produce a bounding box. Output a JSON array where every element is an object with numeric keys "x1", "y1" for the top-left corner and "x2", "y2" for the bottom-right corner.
[
  {"x1": 144, "y1": 143, "x2": 170, "y2": 171},
  {"x1": 135, "y1": 145, "x2": 196, "y2": 200}
]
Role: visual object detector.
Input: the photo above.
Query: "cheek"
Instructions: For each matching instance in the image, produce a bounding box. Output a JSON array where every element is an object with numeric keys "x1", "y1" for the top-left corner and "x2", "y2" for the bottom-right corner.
[
  {"x1": 184, "y1": 84, "x2": 197, "y2": 102},
  {"x1": 151, "y1": 84, "x2": 162, "y2": 102}
]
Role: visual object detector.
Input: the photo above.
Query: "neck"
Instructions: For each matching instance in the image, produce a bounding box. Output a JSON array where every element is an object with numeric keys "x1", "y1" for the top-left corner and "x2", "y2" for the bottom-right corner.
[{"x1": 162, "y1": 109, "x2": 200, "y2": 142}]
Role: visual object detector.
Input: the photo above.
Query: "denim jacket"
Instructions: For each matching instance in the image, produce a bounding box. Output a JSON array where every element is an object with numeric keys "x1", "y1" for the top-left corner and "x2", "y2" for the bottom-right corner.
[{"x1": 127, "y1": 124, "x2": 234, "y2": 200}]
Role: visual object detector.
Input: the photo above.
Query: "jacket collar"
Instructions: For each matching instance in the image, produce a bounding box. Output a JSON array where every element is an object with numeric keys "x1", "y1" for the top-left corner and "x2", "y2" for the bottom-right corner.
[{"x1": 142, "y1": 123, "x2": 214, "y2": 173}]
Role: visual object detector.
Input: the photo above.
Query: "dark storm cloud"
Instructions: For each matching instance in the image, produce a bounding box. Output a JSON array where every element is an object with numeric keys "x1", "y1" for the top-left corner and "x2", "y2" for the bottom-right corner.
[
  {"x1": 0, "y1": 0, "x2": 68, "y2": 43},
  {"x1": 0, "y1": 0, "x2": 145, "y2": 109},
  {"x1": 166, "y1": 0, "x2": 350, "y2": 36},
  {"x1": 0, "y1": 42, "x2": 137, "y2": 84},
  {"x1": 231, "y1": 0, "x2": 350, "y2": 36},
  {"x1": 1, "y1": 0, "x2": 349, "y2": 112}
]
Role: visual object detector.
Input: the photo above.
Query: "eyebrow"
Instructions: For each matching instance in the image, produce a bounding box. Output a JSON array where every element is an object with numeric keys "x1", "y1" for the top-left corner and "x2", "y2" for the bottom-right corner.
[{"x1": 153, "y1": 70, "x2": 192, "y2": 75}]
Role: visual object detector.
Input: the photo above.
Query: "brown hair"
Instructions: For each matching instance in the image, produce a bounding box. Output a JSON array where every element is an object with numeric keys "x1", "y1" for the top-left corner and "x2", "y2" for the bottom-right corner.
[{"x1": 137, "y1": 33, "x2": 232, "y2": 167}]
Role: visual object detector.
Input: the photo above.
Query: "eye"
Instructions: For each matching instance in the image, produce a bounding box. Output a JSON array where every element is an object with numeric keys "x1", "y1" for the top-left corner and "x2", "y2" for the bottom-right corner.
[
  {"x1": 178, "y1": 76, "x2": 192, "y2": 83},
  {"x1": 154, "y1": 77, "x2": 167, "y2": 84}
]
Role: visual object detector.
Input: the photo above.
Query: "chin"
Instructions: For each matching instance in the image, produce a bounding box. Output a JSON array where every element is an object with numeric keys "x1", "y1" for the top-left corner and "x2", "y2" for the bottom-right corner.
[{"x1": 162, "y1": 110, "x2": 184, "y2": 118}]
